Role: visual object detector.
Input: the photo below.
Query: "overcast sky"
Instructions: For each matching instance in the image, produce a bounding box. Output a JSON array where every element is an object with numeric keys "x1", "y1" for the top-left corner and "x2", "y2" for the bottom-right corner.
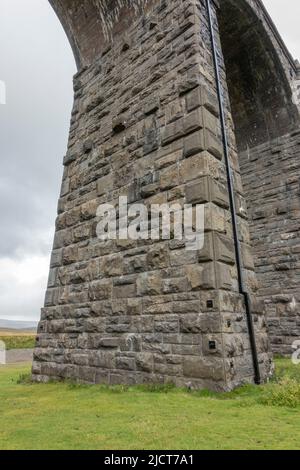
[{"x1": 0, "y1": 0, "x2": 300, "y2": 322}]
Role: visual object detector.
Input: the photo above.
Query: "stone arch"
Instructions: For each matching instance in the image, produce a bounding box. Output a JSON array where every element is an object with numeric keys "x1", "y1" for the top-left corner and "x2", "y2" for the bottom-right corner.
[
  {"x1": 51, "y1": 0, "x2": 300, "y2": 144},
  {"x1": 217, "y1": 0, "x2": 300, "y2": 354},
  {"x1": 217, "y1": 0, "x2": 300, "y2": 151},
  {"x1": 49, "y1": 0, "x2": 154, "y2": 69}
]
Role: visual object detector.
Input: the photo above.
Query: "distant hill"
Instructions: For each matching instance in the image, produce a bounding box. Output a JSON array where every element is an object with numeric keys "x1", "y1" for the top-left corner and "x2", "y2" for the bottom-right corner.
[{"x1": 0, "y1": 319, "x2": 38, "y2": 331}]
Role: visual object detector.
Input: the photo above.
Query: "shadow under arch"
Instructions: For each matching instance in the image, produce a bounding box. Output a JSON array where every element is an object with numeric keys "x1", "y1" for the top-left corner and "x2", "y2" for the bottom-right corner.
[
  {"x1": 217, "y1": 0, "x2": 300, "y2": 354},
  {"x1": 217, "y1": 0, "x2": 300, "y2": 151},
  {"x1": 49, "y1": 0, "x2": 153, "y2": 69}
]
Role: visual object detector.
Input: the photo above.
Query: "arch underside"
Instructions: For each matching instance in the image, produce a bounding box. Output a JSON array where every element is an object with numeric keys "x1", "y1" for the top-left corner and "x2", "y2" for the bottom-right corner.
[
  {"x1": 218, "y1": 0, "x2": 300, "y2": 354},
  {"x1": 218, "y1": 0, "x2": 299, "y2": 151},
  {"x1": 50, "y1": 0, "x2": 300, "y2": 149},
  {"x1": 49, "y1": 0, "x2": 154, "y2": 69}
]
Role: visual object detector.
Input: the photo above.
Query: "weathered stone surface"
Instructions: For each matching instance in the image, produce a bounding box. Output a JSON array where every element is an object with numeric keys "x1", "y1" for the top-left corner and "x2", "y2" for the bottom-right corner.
[
  {"x1": 239, "y1": 134, "x2": 300, "y2": 353},
  {"x1": 33, "y1": 0, "x2": 295, "y2": 390},
  {"x1": 186, "y1": 86, "x2": 219, "y2": 117},
  {"x1": 183, "y1": 131, "x2": 205, "y2": 158},
  {"x1": 185, "y1": 263, "x2": 216, "y2": 290},
  {"x1": 214, "y1": 234, "x2": 235, "y2": 266},
  {"x1": 185, "y1": 178, "x2": 210, "y2": 204},
  {"x1": 97, "y1": 174, "x2": 113, "y2": 196},
  {"x1": 183, "y1": 357, "x2": 224, "y2": 381},
  {"x1": 179, "y1": 152, "x2": 214, "y2": 183}
]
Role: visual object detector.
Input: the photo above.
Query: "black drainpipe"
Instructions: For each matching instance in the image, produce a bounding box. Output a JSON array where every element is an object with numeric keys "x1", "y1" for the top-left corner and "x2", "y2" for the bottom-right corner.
[{"x1": 205, "y1": 0, "x2": 261, "y2": 385}]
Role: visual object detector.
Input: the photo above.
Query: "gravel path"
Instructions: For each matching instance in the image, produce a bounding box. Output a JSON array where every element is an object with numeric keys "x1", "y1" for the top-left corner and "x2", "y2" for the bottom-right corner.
[{"x1": 5, "y1": 349, "x2": 33, "y2": 364}]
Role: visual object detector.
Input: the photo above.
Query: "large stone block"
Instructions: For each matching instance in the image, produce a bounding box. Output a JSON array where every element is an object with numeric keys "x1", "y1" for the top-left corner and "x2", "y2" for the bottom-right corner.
[
  {"x1": 136, "y1": 273, "x2": 162, "y2": 296},
  {"x1": 183, "y1": 131, "x2": 205, "y2": 158},
  {"x1": 185, "y1": 263, "x2": 216, "y2": 290},
  {"x1": 186, "y1": 86, "x2": 219, "y2": 118},
  {"x1": 161, "y1": 118, "x2": 184, "y2": 146},
  {"x1": 179, "y1": 152, "x2": 212, "y2": 183},
  {"x1": 97, "y1": 174, "x2": 113, "y2": 196},
  {"x1": 89, "y1": 280, "x2": 112, "y2": 301},
  {"x1": 185, "y1": 177, "x2": 210, "y2": 204},
  {"x1": 180, "y1": 313, "x2": 221, "y2": 335},
  {"x1": 183, "y1": 357, "x2": 224, "y2": 381},
  {"x1": 213, "y1": 233, "x2": 235, "y2": 265}
]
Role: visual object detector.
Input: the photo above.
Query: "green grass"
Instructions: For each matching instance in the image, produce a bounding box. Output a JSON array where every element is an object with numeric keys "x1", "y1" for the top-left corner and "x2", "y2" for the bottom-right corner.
[
  {"x1": 0, "y1": 358, "x2": 299, "y2": 450},
  {"x1": 0, "y1": 335, "x2": 35, "y2": 350}
]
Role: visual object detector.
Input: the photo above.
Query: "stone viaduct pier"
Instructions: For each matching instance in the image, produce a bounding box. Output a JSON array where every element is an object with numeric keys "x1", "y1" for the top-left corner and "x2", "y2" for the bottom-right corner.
[{"x1": 32, "y1": 0, "x2": 300, "y2": 389}]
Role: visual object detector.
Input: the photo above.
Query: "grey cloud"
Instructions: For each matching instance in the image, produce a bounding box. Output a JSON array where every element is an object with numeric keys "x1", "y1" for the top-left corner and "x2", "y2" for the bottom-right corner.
[
  {"x1": 0, "y1": 0, "x2": 76, "y2": 261},
  {"x1": 264, "y1": 0, "x2": 300, "y2": 60}
]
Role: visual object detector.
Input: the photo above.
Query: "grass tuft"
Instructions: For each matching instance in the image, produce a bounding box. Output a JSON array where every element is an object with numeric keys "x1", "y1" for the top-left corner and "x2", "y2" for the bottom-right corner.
[
  {"x1": 259, "y1": 377, "x2": 300, "y2": 408},
  {"x1": 17, "y1": 373, "x2": 33, "y2": 385}
]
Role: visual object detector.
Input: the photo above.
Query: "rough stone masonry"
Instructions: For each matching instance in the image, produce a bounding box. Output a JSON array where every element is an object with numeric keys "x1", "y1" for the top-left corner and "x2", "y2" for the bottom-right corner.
[{"x1": 32, "y1": 0, "x2": 300, "y2": 389}]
